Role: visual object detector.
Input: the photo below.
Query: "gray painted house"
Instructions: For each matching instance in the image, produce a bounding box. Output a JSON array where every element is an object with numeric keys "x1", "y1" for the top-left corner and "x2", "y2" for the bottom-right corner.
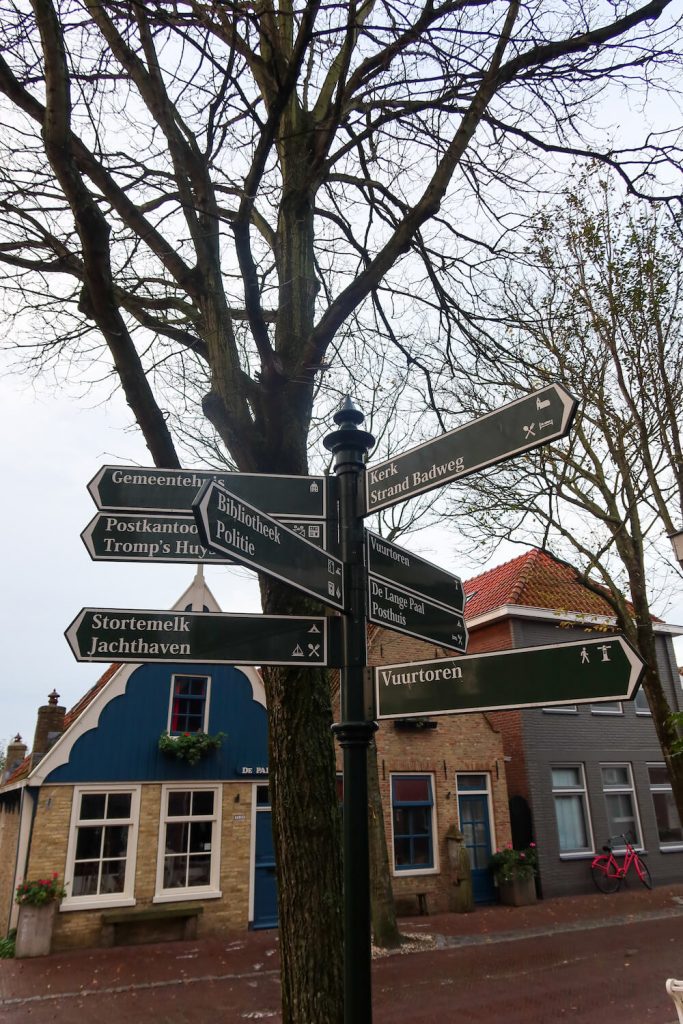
[{"x1": 464, "y1": 548, "x2": 683, "y2": 898}]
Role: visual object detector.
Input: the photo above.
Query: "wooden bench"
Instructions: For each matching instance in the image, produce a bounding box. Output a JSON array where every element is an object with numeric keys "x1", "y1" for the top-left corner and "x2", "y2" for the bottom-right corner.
[
  {"x1": 101, "y1": 903, "x2": 203, "y2": 947},
  {"x1": 666, "y1": 979, "x2": 683, "y2": 1023}
]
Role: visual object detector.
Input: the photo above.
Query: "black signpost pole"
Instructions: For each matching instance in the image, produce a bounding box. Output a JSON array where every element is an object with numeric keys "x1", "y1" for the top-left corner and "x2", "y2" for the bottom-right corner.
[{"x1": 324, "y1": 398, "x2": 376, "y2": 1024}]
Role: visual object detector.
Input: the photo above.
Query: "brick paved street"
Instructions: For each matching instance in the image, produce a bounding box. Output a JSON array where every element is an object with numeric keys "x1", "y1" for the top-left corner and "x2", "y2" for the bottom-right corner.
[{"x1": 2, "y1": 884, "x2": 683, "y2": 1023}]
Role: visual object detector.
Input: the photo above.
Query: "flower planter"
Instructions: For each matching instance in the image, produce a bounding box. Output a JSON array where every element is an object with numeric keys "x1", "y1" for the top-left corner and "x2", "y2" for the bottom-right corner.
[
  {"x1": 497, "y1": 876, "x2": 537, "y2": 907},
  {"x1": 15, "y1": 901, "x2": 58, "y2": 958}
]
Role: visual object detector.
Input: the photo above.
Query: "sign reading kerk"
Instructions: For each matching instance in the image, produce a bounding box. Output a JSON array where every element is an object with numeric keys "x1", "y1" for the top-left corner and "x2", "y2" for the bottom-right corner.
[
  {"x1": 375, "y1": 635, "x2": 643, "y2": 719},
  {"x1": 365, "y1": 384, "x2": 577, "y2": 514}
]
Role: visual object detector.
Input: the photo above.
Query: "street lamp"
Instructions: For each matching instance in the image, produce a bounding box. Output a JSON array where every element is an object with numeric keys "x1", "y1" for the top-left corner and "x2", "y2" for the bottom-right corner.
[{"x1": 670, "y1": 530, "x2": 683, "y2": 567}]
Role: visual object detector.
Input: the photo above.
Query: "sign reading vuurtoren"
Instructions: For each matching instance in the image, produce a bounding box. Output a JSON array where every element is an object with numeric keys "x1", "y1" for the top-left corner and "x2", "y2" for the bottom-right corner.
[{"x1": 375, "y1": 636, "x2": 644, "y2": 719}]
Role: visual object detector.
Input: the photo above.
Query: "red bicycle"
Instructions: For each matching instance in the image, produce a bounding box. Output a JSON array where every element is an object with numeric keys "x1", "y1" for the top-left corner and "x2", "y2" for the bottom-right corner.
[{"x1": 591, "y1": 832, "x2": 652, "y2": 893}]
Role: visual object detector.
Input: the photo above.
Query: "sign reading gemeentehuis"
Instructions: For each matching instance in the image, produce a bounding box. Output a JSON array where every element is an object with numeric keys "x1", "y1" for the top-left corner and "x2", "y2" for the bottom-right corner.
[
  {"x1": 65, "y1": 609, "x2": 339, "y2": 667},
  {"x1": 364, "y1": 384, "x2": 577, "y2": 514},
  {"x1": 88, "y1": 465, "x2": 326, "y2": 518}
]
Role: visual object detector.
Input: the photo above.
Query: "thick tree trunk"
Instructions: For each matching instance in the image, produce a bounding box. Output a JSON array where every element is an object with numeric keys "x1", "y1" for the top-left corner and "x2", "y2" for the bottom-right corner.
[
  {"x1": 368, "y1": 736, "x2": 401, "y2": 949},
  {"x1": 260, "y1": 579, "x2": 343, "y2": 1024}
]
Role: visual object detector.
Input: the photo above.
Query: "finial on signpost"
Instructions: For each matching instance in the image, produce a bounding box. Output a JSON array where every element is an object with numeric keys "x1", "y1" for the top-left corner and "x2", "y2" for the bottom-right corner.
[{"x1": 324, "y1": 396, "x2": 374, "y2": 459}]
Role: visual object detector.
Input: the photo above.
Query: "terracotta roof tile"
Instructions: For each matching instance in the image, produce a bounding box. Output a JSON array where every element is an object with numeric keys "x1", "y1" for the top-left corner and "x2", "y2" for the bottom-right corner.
[{"x1": 464, "y1": 548, "x2": 615, "y2": 620}]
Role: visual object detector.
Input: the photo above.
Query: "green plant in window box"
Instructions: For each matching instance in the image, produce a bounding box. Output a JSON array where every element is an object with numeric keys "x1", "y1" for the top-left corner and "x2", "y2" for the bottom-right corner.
[
  {"x1": 158, "y1": 730, "x2": 226, "y2": 765},
  {"x1": 15, "y1": 873, "x2": 67, "y2": 906},
  {"x1": 489, "y1": 843, "x2": 537, "y2": 884}
]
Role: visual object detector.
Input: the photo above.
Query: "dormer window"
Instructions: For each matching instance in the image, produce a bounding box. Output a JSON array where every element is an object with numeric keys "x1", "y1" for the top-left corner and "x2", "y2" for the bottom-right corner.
[{"x1": 168, "y1": 675, "x2": 210, "y2": 735}]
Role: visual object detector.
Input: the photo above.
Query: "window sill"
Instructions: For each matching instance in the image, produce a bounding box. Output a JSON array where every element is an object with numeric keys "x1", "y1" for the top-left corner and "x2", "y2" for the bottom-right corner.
[
  {"x1": 392, "y1": 866, "x2": 439, "y2": 877},
  {"x1": 659, "y1": 844, "x2": 683, "y2": 853},
  {"x1": 153, "y1": 890, "x2": 222, "y2": 904},
  {"x1": 558, "y1": 852, "x2": 596, "y2": 861},
  {"x1": 60, "y1": 896, "x2": 136, "y2": 913}
]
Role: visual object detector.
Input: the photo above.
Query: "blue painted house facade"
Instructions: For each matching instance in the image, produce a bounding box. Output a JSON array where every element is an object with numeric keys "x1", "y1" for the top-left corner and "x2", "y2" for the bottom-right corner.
[{"x1": 0, "y1": 577, "x2": 278, "y2": 948}]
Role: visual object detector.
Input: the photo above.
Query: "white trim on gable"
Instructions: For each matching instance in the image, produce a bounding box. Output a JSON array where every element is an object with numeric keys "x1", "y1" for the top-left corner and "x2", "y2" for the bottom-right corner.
[{"x1": 466, "y1": 603, "x2": 683, "y2": 636}]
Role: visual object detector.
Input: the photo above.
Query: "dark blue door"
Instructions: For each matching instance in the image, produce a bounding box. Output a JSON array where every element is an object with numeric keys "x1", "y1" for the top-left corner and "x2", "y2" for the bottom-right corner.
[
  {"x1": 458, "y1": 779, "x2": 496, "y2": 903},
  {"x1": 252, "y1": 787, "x2": 278, "y2": 929}
]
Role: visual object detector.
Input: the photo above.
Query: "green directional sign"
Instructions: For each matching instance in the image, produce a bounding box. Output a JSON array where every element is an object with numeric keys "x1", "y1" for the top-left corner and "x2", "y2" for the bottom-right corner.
[
  {"x1": 88, "y1": 465, "x2": 327, "y2": 518},
  {"x1": 375, "y1": 635, "x2": 643, "y2": 719},
  {"x1": 365, "y1": 383, "x2": 577, "y2": 514},
  {"x1": 66, "y1": 608, "x2": 340, "y2": 667},
  {"x1": 81, "y1": 512, "x2": 327, "y2": 563},
  {"x1": 368, "y1": 576, "x2": 467, "y2": 653},
  {"x1": 365, "y1": 531, "x2": 464, "y2": 613},
  {"x1": 193, "y1": 481, "x2": 345, "y2": 610}
]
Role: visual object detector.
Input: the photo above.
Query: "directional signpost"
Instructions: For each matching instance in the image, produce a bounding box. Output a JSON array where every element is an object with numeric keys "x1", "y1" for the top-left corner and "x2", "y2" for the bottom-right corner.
[
  {"x1": 81, "y1": 512, "x2": 326, "y2": 563},
  {"x1": 193, "y1": 480, "x2": 345, "y2": 610},
  {"x1": 375, "y1": 636, "x2": 643, "y2": 720},
  {"x1": 66, "y1": 608, "x2": 341, "y2": 667},
  {"x1": 365, "y1": 383, "x2": 577, "y2": 514},
  {"x1": 70, "y1": 386, "x2": 584, "y2": 1024}
]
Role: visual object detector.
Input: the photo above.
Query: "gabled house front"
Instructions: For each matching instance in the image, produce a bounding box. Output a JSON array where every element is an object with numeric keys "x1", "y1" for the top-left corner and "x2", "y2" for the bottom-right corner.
[
  {"x1": 463, "y1": 548, "x2": 683, "y2": 897},
  {"x1": 0, "y1": 572, "x2": 275, "y2": 949}
]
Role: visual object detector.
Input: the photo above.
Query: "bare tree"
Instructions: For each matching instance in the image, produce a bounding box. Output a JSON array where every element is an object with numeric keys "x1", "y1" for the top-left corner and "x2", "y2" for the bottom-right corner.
[
  {"x1": 0, "y1": 4, "x2": 682, "y2": 1020},
  {"x1": 441, "y1": 173, "x2": 683, "y2": 820}
]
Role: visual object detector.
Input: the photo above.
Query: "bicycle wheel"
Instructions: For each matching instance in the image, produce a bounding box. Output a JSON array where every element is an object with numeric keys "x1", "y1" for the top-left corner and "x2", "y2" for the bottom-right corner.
[
  {"x1": 591, "y1": 856, "x2": 621, "y2": 893},
  {"x1": 634, "y1": 856, "x2": 653, "y2": 890}
]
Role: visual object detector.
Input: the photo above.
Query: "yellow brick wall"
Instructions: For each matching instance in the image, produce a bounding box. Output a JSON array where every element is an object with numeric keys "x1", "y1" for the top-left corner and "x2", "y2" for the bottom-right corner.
[
  {"x1": 336, "y1": 627, "x2": 512, "y2": 913},
  {"x1": 24, "y1": 782, "x2": 257, "y2": 951},
  {"x1": 0, "y1": 798, "x2": 21, "y2": 934}
]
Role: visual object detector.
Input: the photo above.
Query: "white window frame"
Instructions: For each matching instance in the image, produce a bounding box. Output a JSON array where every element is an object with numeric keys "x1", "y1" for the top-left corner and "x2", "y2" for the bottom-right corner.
[
  {"x1": 166, "y1": 674, "x2": 212, "y2": 735},
  {"x1": 600, "y1": 762, "x2": 643, "y2": 850},
  {"x1": 647, "y1": 762, "x2": 683, "y2": 851},
  {"x1": 154, "y1": 784, "x2": 222, "y2": 903},
  {"x1": 590, "y1": 701, "x2": 623, "y2": 715},
  {"x1": 389, "y1": 772, "x2": 439, "y2": 877},
  {"x1": 634, "y1": 687, "x2": 651, "y2": 715},
  {"x1": 62, "y1": 785, "x2": 141, "y2": 912},
  {"x1": 455, "y1": 771, "x2": 497, "y2": 864},
  {"x1": 551, "y1": 764, "x2": 595, "y2": 858},
  {"x1": 543, "y1": 705, "x2": 578, "y2": 714}
]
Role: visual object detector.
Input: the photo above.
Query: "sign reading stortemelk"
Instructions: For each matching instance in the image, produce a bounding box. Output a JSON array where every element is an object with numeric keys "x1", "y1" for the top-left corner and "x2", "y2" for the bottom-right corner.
[
  {"x1": 81, "y1": 512, "x2": 326, "y2": 563},
  {"x1": 66, "y1": 609, "x2": 340, "y2": 667},
  {"x1": 375, "y1": 635, "x2": 643, "y2": 719},
  {"x1": 367, "y1": 577, "x2": 467, "y2": 653},
  {"x1": 88, "y1": 465, "x2": 327, "y2": 518},
  {"x1": 365, "y1": 531, "x2": 464, "y2": 612},
  {"x1": 365, "y1": 384, "x2": 578, "y2": 514},
  {"x1": 193, "y1": 481, "x2": 345, "y2": 611}
]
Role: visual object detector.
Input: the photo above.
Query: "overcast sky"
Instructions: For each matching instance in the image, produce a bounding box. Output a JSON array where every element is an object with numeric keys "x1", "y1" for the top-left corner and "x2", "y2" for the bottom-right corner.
[{"x1": 1, "y1": 365, "x2": 682, "y2": 752}]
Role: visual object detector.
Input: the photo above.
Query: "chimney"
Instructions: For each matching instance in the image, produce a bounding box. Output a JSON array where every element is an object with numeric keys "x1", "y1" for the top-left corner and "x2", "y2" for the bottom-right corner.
[
  {"x1": 31, "y1": 690, "x2": 66, "y2": 766},
  {"x1": 3, "y1": 734, "x2": 28, "y2": 781}
]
